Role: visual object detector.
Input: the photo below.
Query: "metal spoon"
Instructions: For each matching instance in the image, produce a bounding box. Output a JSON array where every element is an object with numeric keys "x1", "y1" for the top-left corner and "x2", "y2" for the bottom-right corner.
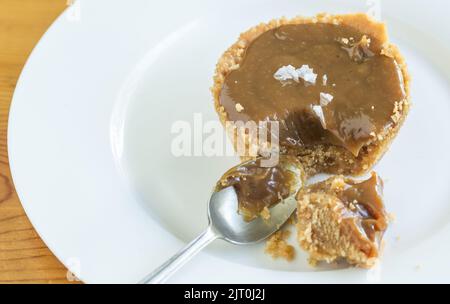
[{"x1": 139, "y1": 157, "x2": 304, "y2": 284}]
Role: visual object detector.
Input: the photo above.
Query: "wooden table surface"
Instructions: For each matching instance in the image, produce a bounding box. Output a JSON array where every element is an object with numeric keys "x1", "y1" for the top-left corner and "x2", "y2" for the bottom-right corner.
[{"x1": 0, "y1": 0, "x2": 79, "y2": 284}]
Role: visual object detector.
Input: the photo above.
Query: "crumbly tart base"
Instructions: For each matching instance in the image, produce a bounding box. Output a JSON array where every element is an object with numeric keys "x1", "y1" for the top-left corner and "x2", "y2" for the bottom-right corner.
[
  {"x1": 296, "y1": 175, "x2": 384, "y2": 268},
  {"x1": 212, "y1": 13, "x2": 410, "y2": 176}
]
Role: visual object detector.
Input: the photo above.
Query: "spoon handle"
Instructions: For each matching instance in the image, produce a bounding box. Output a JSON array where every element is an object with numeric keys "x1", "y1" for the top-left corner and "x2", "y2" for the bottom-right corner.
[{"x1": 139, "y1": 226, "x2": 219, "y2": 284}]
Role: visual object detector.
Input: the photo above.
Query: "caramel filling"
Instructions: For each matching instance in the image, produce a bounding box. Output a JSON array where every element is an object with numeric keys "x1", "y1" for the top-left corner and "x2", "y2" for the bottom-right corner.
[
  {"x1": 310, "y1": 172, "x2": 388, "y2": 255},
  {"x1": 216, "y1": 158, "x2": 297, "y2": 221},
  {"x1": 219, "y1": 23, "x2": 406, "y2": 156},
  {"x1": 340, "y1": 173, "x2": 387, "y2": 247}
]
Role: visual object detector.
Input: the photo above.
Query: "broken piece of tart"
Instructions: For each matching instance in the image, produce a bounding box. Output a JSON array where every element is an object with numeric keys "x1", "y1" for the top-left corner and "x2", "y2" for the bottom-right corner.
[
  {"x1": 215, "y1": 156, "x2": 304, "y2": 221},
  {"x1": 212, "y1": 13, "x2": 410, "y2": 176},
  {"x1": 296, "y1": 172, "x2": 388, "y2": 268}
]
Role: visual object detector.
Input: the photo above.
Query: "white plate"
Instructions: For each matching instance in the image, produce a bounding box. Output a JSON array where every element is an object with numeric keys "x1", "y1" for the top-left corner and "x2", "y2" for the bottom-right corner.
[{"x1": 8, "y1": 0, "x2": 450, "y2": 283}]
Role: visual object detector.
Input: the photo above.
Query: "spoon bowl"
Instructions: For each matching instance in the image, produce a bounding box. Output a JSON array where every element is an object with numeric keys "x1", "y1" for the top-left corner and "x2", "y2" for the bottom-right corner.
[
  {"x1": 209, "y1": 156, "x2": 304, "y2": 244},
  {"x1": 209, "y1": 187, "x2": 299, "y2": 244}
]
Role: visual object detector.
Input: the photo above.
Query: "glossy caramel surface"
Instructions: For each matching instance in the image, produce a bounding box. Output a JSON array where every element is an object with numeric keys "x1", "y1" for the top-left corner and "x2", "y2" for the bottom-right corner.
[
  {"x1": 341, "y1": 173, "x2": 387, "y2": 243},
  {"x1": 219, "y1": 23, "x2": 406, "y2": 156},
  {"x1": 309, "y1": 172, "x2": 388, "y2": 247}
]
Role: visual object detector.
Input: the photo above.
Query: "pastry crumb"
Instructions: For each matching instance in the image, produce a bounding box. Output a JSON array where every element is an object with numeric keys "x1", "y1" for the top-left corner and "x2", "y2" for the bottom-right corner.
[
  {"x1": 260, "y1": 206, "x2": 271, "y2": 220},
  {"x1": 265, "y1": 230, "x2": 295, "y2": 261}
]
